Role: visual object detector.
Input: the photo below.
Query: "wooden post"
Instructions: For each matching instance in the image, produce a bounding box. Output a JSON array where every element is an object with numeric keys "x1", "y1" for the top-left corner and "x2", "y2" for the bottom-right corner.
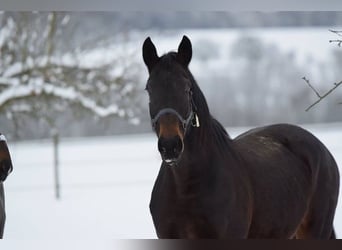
[{"x1": 52, "y1": 130, "x2": 60, "y2": 200}]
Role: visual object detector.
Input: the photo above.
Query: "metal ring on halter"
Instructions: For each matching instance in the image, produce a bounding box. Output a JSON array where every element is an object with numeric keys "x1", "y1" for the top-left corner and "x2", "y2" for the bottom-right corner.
[{"x1": 0, "y1": 134, "x2": 6, "y2": 142}]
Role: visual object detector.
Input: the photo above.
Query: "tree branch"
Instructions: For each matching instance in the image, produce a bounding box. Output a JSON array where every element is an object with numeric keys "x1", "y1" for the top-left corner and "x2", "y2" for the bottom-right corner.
[
  {"x1": 0, "y1": 13, "x2": 142, "y2": 138},
  {"x1": 302, "y1": 77, "x2": 321, "y2": 98},
  {"x1": 0, "y1": 77, "x2": 20, "y2": 86},
  {"x1": 302, "y1": 77, "x2": 342, "y2": 111},
  {"x1": 0, "y1": 80, "x2": 126, "y2": 118},
  {"x1": 303, "y1": 29, "x2": 342, "y2": 111},
  {"x1": 329, "y1": 39, "x2": 342, "y2": 47},
  {"x1": 329, "y1": 29, "x2": 342, "y2": 47},
  {"x1": 2, "y1": 54, "x2": 121, "y2": 79}
]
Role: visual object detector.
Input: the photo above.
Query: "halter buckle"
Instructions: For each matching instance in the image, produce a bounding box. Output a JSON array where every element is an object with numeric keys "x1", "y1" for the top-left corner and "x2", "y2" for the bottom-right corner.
[{"x1": 192, "y1": 113, "x2": 200, "y2": 128}]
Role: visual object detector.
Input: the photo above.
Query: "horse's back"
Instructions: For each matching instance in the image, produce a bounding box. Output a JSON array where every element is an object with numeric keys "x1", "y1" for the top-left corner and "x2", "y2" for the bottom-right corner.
[
  {"x1": 233, "y1": 123, "x2": 339, "y2": 238},
  {"x1": 235, "y1": 123, "x2": 339, "y2": 182}
]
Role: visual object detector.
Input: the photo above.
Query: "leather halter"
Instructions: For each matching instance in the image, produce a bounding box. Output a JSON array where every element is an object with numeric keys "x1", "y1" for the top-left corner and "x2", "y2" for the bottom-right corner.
[
  {"x1": 151, "y1": 108, "x2": 194, "y2": 132},
  {"x1": 150, "y1": 91, "x2": 200, "y2": 134}
]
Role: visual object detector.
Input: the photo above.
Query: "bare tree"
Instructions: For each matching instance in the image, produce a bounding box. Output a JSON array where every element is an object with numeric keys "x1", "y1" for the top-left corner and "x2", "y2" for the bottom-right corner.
[
  {"x1": 303, "y1": 29, "x2": 342, "y2": 111},
  {"x1": 0, "y1": 12, "x2": 142, "y2": 138},
  {"x1": 302, "y1": 77, "x2": 342, "y2": 111}
]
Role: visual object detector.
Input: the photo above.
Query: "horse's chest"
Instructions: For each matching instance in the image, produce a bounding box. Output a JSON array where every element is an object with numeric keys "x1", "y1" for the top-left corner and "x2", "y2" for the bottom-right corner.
[
  {"x1": 152, "y1": 195, "x2": 219, "y2": 238},
  {"x1": 150, "y1": 168, "x2": 248, "y2": 238},
  {"x1": 150, "y1": 180, "x2": 229, "y2": 238},
  {"x1": 153, "y1": 188, "x2": 205, "y2": 217}
]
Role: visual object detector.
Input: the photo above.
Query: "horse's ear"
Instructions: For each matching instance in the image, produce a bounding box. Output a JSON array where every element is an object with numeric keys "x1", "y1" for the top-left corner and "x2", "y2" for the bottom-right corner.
[
  {"x1": 177, "y1": 35, "x2": 192, "y2": 67},
  {"x1": 142, "y1": 37, "x2": 159, "y2": 73}
]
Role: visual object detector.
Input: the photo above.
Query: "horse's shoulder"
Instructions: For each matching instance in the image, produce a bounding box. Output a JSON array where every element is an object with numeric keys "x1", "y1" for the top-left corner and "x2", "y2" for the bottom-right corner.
[
  {"x1": 233, "y1": 123, "x2": 327, "y2": 165},
  {"x1": 233, "y1": 123, "x2": 321, "y2": 155}
]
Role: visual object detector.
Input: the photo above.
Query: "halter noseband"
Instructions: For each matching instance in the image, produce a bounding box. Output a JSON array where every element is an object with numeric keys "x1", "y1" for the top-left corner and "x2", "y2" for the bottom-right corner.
[
  {"x1": 151, "y1": 108, "x2": 194, "y2": 131},
  {"x1": 150, "y1": 92, "x2": 200, "y2": 134}
]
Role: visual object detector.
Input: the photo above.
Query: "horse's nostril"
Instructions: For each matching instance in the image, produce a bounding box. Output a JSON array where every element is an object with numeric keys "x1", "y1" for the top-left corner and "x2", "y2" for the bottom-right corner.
[
  {"x1": 158, "y1": 140, "x2": 167, "y2": 155},
  {"x1": 158, "y1": 135, "x2": 184, "y2": 160}
]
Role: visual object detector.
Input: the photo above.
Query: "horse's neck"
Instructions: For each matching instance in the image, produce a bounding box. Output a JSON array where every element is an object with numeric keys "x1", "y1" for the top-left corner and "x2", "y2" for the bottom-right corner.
[
  {"x1": 171, "y1": 117, "x2": 233, "y2": 184},
  {"x1": 187, "y1": 115, "x2": 232, "y2": 153},
  {"x1": 170, "y1": 79, "x2": 234, "y2": 179}
]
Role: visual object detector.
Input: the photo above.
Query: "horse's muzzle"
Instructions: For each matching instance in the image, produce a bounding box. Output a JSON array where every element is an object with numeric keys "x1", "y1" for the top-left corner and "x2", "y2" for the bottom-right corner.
[{"x1": 158, "y1": 135, "x2": 184, "y2": 166}]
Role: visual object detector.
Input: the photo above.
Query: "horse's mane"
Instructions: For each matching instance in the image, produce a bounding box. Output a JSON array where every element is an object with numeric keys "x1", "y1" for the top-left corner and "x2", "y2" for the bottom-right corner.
[{"x1": 185, "y1": 65, "x2": 232, "y2": 150}]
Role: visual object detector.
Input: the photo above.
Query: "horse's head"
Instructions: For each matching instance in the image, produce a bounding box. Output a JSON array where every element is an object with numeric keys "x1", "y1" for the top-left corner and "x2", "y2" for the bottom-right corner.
[
  {"x1": 143, "y1": 36, "x2": 199, "y2": 167},
  {"x1": 0, "y1": 134, "x2": 13, "y2": 181}
]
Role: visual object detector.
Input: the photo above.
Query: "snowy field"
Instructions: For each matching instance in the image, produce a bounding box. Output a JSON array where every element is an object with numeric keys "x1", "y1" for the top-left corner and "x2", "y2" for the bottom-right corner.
[
  {"x1": 2, "y1": 123, "x2": 342, "y2": 240},
  {"x1": 1, "y1": 27, "x2": 342, "y2": 247}
]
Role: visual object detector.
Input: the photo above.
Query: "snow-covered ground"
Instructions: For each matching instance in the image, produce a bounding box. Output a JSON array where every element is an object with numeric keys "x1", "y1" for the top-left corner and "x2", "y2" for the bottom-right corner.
[{"x1": 2, "y1": 123, "x2": 342, "y2": 240}]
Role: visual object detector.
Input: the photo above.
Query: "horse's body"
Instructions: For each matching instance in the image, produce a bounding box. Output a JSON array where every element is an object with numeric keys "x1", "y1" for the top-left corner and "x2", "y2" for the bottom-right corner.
[
  {"x1": 0, "y1": 133, "x2": 13, "y2": 238},
  {"x1": 143, "y1": 36, "x2": 340, "y2": 239},
  {"x1": 235, "y1": 124, "x2": 340, "y2": 238}
]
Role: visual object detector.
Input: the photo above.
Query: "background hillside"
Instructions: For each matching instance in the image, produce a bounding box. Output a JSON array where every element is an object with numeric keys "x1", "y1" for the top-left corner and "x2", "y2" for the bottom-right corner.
[{"x1": 1, "y1": 12, "x2": 342, "y2": 140}]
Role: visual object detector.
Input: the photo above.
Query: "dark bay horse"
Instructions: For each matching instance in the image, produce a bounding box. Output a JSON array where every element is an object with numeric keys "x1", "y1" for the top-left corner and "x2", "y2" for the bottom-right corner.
[
  {"x1": 142, "y1": 36, "x2": 340, "y2": 239},
  {"x1": 0, "y1": 133, "x2": 13, "y2": 238}
]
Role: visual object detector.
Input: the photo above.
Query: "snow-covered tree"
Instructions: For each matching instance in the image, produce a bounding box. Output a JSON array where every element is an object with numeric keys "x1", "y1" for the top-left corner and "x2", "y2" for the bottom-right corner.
[{"x1": 0, "y1": 12, "x2": 142, "y2": 138}]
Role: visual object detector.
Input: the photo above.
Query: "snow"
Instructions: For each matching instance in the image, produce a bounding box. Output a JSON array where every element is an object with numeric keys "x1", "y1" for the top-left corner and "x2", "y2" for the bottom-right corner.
[
  {"x1": 2, "y1": 63, "x2": 24, "y2": 78},
  {"x1": 0, "y1": 17, "x2": 14, "y2": 48},
  {"x1": 0, "y1": 80, "x2": 123, "y2": 118},
  {"x1": 0, "y1": 39, "x2": 137, "y2": 120},
  {"x1": 1, "y1": 28, "x2": 342, "y2": 246},
  {"x1": 61, "y1": 15, "x2": 70, "y2": 27},
  {"x1": 134, "y1": 27, "x2": 342, "y2": 83},
  {"x1": 2, "y1": 123, "x2": 342, "y2": 242},
  {"x1": 2, "y1": 27, "x2": 341, "y2": 122},
  {"x1": 144, "y1": 27, "x2": 341, "y2": 63}
]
